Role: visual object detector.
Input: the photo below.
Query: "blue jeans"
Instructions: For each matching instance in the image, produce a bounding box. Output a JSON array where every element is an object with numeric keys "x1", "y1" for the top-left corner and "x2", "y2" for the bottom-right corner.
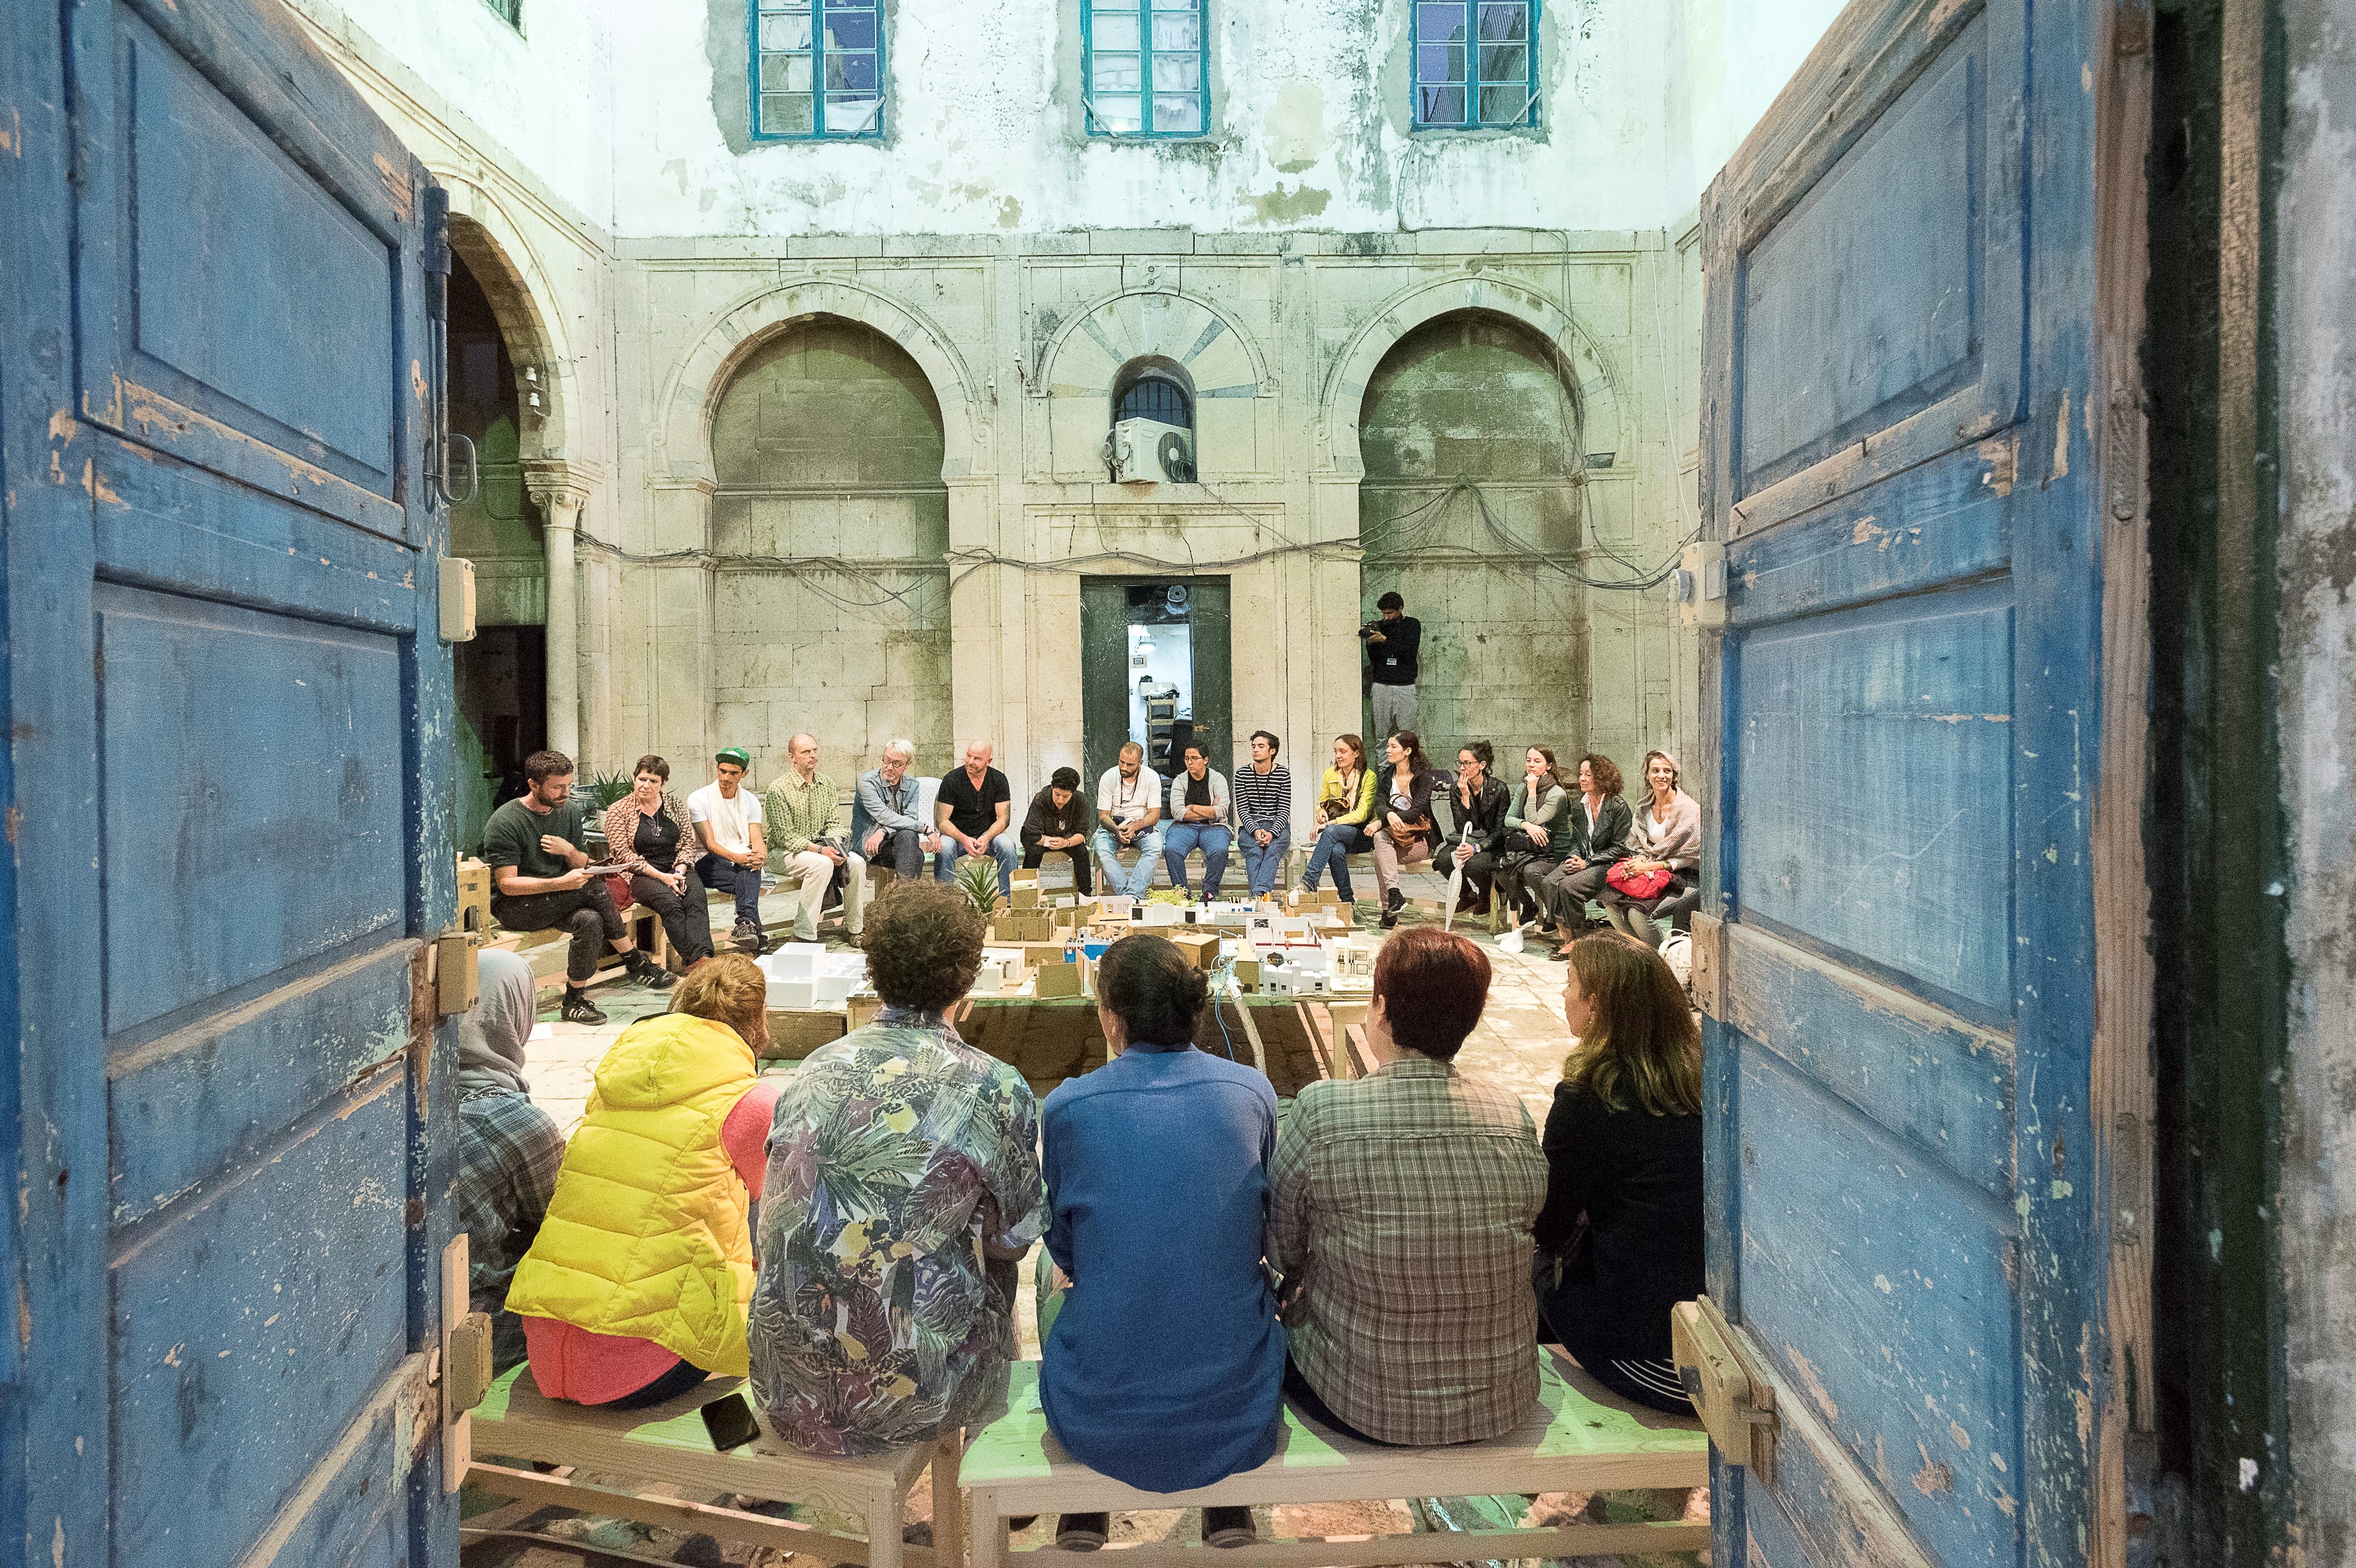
[
  {"x1": 692, "y1": 855, "x2": 764, "y2": 927},
  {"x1": 1302, "y1": 823, "x2": 1373, "y2": 900},
  {"x1": 1092, "y1": 826, "x2": 1164, "y2": 899},
  {"x1": 1237, "y1": 825, "x2": 1290, "y2": 897},
  {"x1": 1161, "y1": 823, "x2": 1232, "y2": 898},
  {"x1": 934, "y1": 830, "x2": 1021, "y2": 895}
]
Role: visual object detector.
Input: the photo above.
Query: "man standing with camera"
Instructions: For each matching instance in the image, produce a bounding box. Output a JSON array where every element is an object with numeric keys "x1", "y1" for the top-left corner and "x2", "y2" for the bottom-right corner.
[{"x1": 1361, "y1": 590, "x2": 1422, "y2": 742}]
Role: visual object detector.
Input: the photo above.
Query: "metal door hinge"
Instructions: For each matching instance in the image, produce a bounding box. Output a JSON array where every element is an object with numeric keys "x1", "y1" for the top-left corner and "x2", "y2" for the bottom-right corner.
[
  {"x1": 1689, "y1": 912, "x2": 1726, "y2": 1020},
  {"x1": 433, "y1": 930, "x2": 480, "y2": 1018},
  {"x1": 1672, "y1": 1295, "x2": 1780, "y2": 1478},
  {"x1": 439, "y1": 1235, "x2": 490, "y2": 1491}
]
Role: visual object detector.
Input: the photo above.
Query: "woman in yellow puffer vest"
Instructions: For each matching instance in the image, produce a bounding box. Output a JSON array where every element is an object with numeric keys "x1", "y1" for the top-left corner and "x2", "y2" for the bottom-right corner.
[{"x1": 506, "y1": 954, "x2": 781, "y2": 1408}]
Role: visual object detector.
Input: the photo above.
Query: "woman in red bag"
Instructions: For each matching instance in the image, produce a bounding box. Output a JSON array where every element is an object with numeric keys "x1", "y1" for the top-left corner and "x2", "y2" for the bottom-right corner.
[{"x1": 1597, "y1": 750, "x2": 1700, "y2": 950}]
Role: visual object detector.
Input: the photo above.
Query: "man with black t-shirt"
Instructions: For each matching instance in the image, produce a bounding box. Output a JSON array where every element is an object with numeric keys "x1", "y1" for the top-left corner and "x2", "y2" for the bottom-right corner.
[
  {"x1": 482, "y1": 749, "x2": 666, "y2": 1024},
  {"x1": 1362, "y1": 590, "x2": 1421, "y2": 741},
  {"x1": 934, "y1": 739, "x2": 1022, "y2": 896}
]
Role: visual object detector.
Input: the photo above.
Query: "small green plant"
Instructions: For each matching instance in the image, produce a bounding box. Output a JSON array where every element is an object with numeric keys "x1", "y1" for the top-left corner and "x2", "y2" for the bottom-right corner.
[
  {"x1": 585, "y1": 770, "x2": 634, "y2": 809},
  {"x1": 954, "y1": 855, "x2": 1001, "y2": 916}
]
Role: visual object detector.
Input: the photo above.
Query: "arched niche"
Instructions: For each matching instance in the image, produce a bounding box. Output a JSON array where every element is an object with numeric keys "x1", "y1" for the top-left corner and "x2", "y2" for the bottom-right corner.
[
  {"x1": 1037, "y1": 289, "x2": 1268, "y2": 478},
  {"x1": 431, "y1": 173, "x2": 573, "y2": 461}
]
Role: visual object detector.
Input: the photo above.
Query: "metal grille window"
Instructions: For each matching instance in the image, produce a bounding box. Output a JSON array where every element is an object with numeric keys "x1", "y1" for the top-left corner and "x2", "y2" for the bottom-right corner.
[
  {"x1": 752, "y1": 0, "x2": 885, "y2": 140},
  {"x1": 1115, "y1": 373, "x2": 1192, "y2": 428},
  {"x1": 1084, "y1": 0, "x2": 1209, "y2": 138},
  {"x1": 1412, "y1": 0, "x2": 1538, "y2": 130},
  {"x1": 481, "y1": 0, "x2": 521, "y2": 28}
]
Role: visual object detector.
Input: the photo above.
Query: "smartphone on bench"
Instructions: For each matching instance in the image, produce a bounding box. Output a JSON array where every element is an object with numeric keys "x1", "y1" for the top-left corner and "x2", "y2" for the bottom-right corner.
[{"x1": 701, "y1": 1391, "x2": 760, "y2": 1452}]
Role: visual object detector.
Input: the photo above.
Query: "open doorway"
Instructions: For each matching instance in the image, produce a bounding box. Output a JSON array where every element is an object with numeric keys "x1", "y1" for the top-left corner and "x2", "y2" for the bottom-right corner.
[{"x1": 1080, "y1": 578, "x2": 1231, "y2": 789}]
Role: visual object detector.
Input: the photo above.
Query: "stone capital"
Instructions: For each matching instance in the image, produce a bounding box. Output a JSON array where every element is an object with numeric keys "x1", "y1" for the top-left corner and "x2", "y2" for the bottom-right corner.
[{"x1": 522, "y1": 456, "x2": 605, "y2": 514}]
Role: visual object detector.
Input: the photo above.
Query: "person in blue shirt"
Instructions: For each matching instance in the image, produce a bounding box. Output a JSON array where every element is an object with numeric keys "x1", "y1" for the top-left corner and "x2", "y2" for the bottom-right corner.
[{"x1": 1036, "y1": 935, "x2": 1283, "y2": 1551}]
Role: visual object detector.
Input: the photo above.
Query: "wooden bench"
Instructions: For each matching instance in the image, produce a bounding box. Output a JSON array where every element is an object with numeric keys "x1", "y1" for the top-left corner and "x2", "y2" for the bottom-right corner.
[
  {"x1": 962, "y1": 1352, "x2": 1708, "y2": 1568},
  {"x1": 463, "y1": 1363, "x2": 962, "y2": 1568}
]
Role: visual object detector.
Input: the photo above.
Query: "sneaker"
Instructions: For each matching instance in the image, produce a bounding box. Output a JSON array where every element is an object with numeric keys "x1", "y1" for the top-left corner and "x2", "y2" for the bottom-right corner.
[
  {"x1": 560, "y1": 989, "x2": 607, "y2": 1025},
  {"x1": 1380, "y1": 909, "x2": 1400, "y2": 929},
  {"x1": 1384, "y1": 887, "x2": 1405, "y2": 914},
  {"x1": 730, "y1": 919, "x2": 762, "y2": 955},
  {"x1": 1055, "y1": 1513, "x2": 1109, "y2": 1552},
  {"x1": 626, "y1": 952, "x2": 676, "y2": 990},
  {"x1": 1202, "y1": 1507, "x2": 1255, "y2": 1549}
]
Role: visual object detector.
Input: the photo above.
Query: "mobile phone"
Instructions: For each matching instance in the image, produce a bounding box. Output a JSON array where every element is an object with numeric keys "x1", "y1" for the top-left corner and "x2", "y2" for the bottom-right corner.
[{"x1": 700, "y1": 1391, "x2": 760, "y2": 1452}]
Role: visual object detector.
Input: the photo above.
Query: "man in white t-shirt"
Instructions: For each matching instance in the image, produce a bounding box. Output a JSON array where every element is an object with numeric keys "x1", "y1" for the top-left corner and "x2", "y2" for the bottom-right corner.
[
  {"x1": 689, "y1": 747, "x2": 768, "y2": 954},
  {"x1": 1091, "y1": 742, "x2": 1165, "y2": 900}
]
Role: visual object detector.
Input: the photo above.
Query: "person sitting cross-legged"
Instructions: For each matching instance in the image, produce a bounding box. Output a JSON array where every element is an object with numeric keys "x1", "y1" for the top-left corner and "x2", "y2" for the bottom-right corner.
[
  {"x1": 1161, "y1": 742, "x2": 1235, "y2": 901},
  {"x1": 1272, "y1": 927, "x2": 1547, "y2": 1446},
  {"x1": 505, "y1": 955, "x2": 781, "y2": 1408},
  {"x1": 1021, "y1": 767, "x2": 1096, "y2": 896},
  {"x1": 750, "y1": 880, "x2": 1047, "y2": 1455},
  {"x1": 485, "y1": 747, "x2": 668, "y2": 1025},
  {"x1": 1036, "y1": 935, "x2": 1281, "y2": 1551}
]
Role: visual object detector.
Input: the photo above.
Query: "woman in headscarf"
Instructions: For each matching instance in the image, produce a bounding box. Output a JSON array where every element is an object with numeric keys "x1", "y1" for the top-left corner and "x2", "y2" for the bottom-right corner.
[{"x1": 454, "y1": 949, "x2": 567, "y2": 1372}]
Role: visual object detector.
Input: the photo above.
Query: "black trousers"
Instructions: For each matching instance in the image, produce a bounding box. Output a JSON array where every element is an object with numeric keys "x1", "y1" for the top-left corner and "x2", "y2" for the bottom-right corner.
[
  {"x1": 1541, "y1": 861, "x2": 1613, "y2": 927},
  {"x1": 631, "y1": 869, "x2": 714, "y2": 963},
  {"x1": 491, "y1": 881, "x2": 625, "y2": 984},
  {"x1": 1022, "y1": 843, "x2": 1093, "y2": 896},
  {"x1": 871, "y1": 826, "x2": 927, "y2": 879},
  {"x1": 1490, "y1": 848, "x2": 1559, "y2": 919},
  {"x1": 1455, "y1": 848, "x2": 1497, "y2": 908}
]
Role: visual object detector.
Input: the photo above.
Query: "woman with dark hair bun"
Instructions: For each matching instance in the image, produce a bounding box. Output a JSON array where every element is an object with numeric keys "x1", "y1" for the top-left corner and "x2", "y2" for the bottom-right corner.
[
  {"x1": 1537, "y1": 753, "x2": 1634, "y2": 954},
  {"x1": 1035, "y1": 934, "x2": 1282, "y2": 1551}
]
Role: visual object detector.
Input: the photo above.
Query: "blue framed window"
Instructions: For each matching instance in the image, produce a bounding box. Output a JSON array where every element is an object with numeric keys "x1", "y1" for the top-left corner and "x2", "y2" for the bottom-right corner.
[
  {"x1": 752, "y1": 0, "x2": 884, "y2": 140},
  {"x1": 1083, "y1": 0, "x2": 1208, "y2": 138},
  {"x1": 1412, "y1": 0, "x2": 1538, "y2": 130}
]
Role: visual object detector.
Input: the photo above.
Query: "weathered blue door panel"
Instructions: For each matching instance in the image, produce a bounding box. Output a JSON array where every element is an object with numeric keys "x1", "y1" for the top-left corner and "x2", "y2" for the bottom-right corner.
[
  {"x1": 1701, "y1": 0, "x2": 2114, "y2": 1564},
  {"x1": 1, "y1": 1, "x2": 456, "y2": 1566}
]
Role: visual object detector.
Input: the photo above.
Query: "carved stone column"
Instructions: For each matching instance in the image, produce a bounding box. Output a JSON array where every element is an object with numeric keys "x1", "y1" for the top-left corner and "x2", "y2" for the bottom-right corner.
[{"x1": 524, "y1": 459, "x2": 599, "y2": 765}]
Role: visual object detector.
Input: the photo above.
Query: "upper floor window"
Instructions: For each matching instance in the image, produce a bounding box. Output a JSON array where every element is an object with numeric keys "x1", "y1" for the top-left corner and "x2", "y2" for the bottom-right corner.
[
  {"x1": 1114, "y1": 366, "x2": 1193, "y2": 428},
  {"x1": 1412, "y1": 1, "x2": 1538, "y2": 130},
  {"x1": 480, "y1": 0, "x2": 521, "y2": 29},
  {"x1": 1084, "y1": 0, "x2": 1208, "y2": 138},
  {"x1": 752, "y1": 0, "x2": 885, "y2": 140}
]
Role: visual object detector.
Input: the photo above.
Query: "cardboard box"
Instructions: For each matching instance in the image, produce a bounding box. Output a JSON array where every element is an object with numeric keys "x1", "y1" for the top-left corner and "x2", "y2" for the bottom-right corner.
[
  {"x1": 990, "y1": 910, "x2": 1053, "y2": 943},
  {"x1": 1231, "y1": 957, "x2": 1262, "y2": 993},
  {"x1": 1022, "y1": 942, "x2": 1075, "y2": 970},
  {"x1": 1008, "y1": 886, "x2": 1042, "y2": 909},
  {"x1": 1035, "y1": 959, "x2": 1085, "y2": 999},
  {"x1": 1169, "y1": 932, "x2": 1220, "y2": 972},
  {"x1": 1010, "y1": 868, "x2": 1040, "y2": 887}
]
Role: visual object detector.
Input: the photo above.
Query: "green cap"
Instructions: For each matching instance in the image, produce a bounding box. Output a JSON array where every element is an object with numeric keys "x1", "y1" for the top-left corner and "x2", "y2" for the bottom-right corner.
[{"x1": 715, "y1": 747, "x2": 751, "y2": 769}]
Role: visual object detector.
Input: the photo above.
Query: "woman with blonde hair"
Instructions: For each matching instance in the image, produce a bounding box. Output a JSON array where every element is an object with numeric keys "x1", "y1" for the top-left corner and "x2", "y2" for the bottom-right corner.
[
  {"x1": 506, "y1": 954, "x2": 779, "y2": 1408},
  {"x1": 1533, "y1": 933, "x2": 1702, "y2": 1414}
]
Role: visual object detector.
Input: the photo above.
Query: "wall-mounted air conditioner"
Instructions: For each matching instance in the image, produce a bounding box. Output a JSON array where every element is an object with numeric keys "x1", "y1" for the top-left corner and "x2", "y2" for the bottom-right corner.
[{"x1": 1104, "y1": 417, "x2": 1196, "y2": 485}]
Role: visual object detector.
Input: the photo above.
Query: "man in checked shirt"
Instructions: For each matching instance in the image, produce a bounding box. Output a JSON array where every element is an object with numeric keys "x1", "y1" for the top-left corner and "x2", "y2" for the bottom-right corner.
[{"x1": 1270, "y1": 927, "x2": 1546, "y2": 1444}]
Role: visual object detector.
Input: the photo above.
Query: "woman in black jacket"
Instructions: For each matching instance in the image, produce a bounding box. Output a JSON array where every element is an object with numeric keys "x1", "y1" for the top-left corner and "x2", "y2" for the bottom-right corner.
[
  {"x1": 1533, "y1": 932, "x2": 1703, "y2": 1415},
  {"x1": 1368, "y1": 730, "x2": 1439, "y2": 929},
  {"x1": 1538, "y1": 753, "x2": 1634, "y2": 953},
  {"x1": 1443, "y1": 742, "x2": 1512, "y2": 914}
]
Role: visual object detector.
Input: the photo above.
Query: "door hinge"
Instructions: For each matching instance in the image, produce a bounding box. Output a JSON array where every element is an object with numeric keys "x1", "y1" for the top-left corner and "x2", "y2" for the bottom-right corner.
[
  {"x1": 1672, "y1": 1295, "x2": 1780, "y2": 1478},
  {"x1": 1689, "y1": 911, "x2": 1726, "y2": 1020},
  {"x1": 439, "y1": 1235, "x2": 494, "y2": 1492},
  {"x1": 433, "y1": 930, "x2": 481, "y2": 1018}
]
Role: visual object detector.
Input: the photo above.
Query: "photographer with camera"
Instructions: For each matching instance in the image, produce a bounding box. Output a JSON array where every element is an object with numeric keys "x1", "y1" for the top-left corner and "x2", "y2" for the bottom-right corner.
[{"x1": 1361, "y1": 590, "x2": 1422, "y2": 741}]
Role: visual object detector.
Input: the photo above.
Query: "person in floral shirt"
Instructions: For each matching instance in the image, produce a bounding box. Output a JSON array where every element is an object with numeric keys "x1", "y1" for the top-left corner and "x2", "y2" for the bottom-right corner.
[{"x1": 751, "y1": 880, "x2": 1046, "y2": 1455}]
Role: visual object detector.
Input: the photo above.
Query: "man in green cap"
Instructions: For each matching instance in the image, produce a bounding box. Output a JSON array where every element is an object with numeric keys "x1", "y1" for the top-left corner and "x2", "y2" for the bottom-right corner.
[{"x1": 688, "y1": 747, "x2": 768, "y2": 954}]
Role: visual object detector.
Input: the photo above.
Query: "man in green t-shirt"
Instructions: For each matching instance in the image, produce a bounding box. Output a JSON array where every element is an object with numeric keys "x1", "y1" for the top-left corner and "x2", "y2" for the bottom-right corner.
[{"x1": 484, "y1": 749, "x2": 668, "y2": 1024}]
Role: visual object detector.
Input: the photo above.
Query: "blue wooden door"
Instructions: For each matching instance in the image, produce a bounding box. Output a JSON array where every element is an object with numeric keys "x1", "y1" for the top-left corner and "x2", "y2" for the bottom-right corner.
[
  {"x1": 1698, "y1": 1, "x2": 2125, "y2": 1563},
  {"x1": 0, "y1": 1, "x2": 457, "y2": 1564}
]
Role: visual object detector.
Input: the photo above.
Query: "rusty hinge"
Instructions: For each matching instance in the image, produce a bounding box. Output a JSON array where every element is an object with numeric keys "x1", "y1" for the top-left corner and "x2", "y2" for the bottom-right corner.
[{"x1": 1672, "y1": 1295, "x2": 1780, "y2": 1479}]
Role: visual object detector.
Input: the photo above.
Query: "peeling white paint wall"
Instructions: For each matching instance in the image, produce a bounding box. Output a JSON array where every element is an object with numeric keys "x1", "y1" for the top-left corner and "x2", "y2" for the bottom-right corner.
[{"x1": 2274, "y1": 0, "x2": 2356, "y2": 1545}]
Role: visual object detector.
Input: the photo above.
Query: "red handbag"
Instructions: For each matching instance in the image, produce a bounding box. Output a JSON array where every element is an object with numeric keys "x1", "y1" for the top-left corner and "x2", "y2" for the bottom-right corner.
[
  {"x1": 605, "y1": 874, "x2": 635, "y2": 912},
  {"x1": 1606, "y1": 861, "x2": 1674, "y2": 900}
]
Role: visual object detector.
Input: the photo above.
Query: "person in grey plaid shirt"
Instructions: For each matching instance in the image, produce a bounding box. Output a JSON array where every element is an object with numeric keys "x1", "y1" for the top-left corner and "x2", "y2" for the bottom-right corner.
[
  {"x1": 1271, "y1": 927, "x2": 1547, "y2": 1445},
  {"x1": 453, "y1": 949, "x2": 566, "y2": 1373}
]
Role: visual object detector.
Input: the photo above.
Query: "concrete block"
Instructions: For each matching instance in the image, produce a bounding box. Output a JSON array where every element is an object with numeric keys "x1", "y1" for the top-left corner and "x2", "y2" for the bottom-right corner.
[{"x1": 1089, "y1": 229, "x2": 1194, "y2": 254}]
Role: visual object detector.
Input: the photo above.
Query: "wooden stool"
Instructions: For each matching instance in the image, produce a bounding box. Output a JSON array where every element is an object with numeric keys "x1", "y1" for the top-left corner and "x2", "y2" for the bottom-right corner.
[{"x1": 465, "y1": 1364, "x2": 960, "y2": 1568}]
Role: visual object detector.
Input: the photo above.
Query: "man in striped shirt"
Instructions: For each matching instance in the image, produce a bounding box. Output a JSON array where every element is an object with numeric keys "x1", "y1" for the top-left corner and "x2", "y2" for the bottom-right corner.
[{"x1": 1231, "y1": 730, "x2": 1292, "y2": 897}]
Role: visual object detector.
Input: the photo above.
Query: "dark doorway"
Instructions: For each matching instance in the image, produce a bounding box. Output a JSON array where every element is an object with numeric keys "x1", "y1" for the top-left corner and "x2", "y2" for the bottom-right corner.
[
  {"x1": 446, "y1": 251, "x2": 547, "y2": 852},
  {"x1": 1080, "y1": 578, "x2": 1231, "y2": 790}
]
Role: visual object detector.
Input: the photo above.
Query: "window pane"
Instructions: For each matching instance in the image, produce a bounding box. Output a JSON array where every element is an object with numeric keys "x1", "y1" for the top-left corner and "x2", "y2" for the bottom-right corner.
[
  {"x1": 826, "y1": 50, "x2": 878, "y2": 91},
  {"x1": 1417, "y1": 44, "x2": 1466, "y2": 83},
  {"x1": 759, "y1": 11, "x2": 812, "y2": 50},
  {"x1": 821, "y1": 0, "x2": 873, "y2": 10},
  {"x1": 825, "y1": 11, "x2": 876, "y2": 48},
  {"x1": 1092, "y1": 52, "x2": 1141, "y2": 92},
  {"x1": 1417, "y1": 83, "x2": 1467, "y2": 123},
  {"x1": 1093, "y1": 93, "x2": 1142, "y2": 133},
  {"x1": 1478, "y1": 43, "x2": 1527, "y2": 83},
  {"x1": 1476, "y1": 2, "x2": 1526, "y2": 41},
  {"x1": 828, "y1": 93, "x2": 883, "y2": 131},
  {"x1": 1151, "y1": 52, "x2": 1200, "y2": 91},
  {"x1": 1151, "y1": 11, "x2": 1200, "y2": 49},
  {"x1": 761, "y1": 93, "x2": 814, "y2": 134},
  {"x1": 1417, "y1": 2, "x2": 1468, "y2": 42},
  {"x1": 1477, "y1": 84, "x2": 1530, "y2": 124},
  {"x1": 1152, "y1": 93, "x2": 1204, "y2": 132},
  {"x1": 1089, "y1": 0, "x2": 1133, "y2": 10},
  {"x1": 1151, "y1": 0, "x2": 1197, "y2": 9},
  {"x1": 1093, "y1": 12, "x2": 1140, "y2": 49},
  {"x1": 760, "y1": 51, "x2": 813, "y2": 92}
]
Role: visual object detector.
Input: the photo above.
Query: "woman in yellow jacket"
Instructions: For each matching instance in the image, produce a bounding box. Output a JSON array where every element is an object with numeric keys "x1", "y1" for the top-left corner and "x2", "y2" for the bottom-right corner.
[
  {"x1": 506, "y1": 954, "x2": 780, "y2": 1408},
  {"x1": 1296, "y1": 734, "x2": 1379, "y2": 904}
]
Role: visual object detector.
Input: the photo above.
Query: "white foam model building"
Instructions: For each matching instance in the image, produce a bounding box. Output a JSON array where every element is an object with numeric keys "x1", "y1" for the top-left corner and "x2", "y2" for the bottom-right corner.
[
  {"x1": 1257, "y1": 945, "x2": 1332, "y2": 997},
  {"x1": 760, "y1": 944, "x2": 866, "y2": 1010}
]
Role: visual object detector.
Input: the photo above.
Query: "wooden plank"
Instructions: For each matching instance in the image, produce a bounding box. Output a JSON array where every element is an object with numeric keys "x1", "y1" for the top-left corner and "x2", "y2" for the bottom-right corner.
[
  {"x1": 991, "y1": 1521, "x2": 1710, "y2": 1568},
  {"x1": 466, "y1": 1462, "x2": 903, "y2": 1567},
  {"x1": 1743, "y1": 1332, "x2": 1938, "y2": 1568}
]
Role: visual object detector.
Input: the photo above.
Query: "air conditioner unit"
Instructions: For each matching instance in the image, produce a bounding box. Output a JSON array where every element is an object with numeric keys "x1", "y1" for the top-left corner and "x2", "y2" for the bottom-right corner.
[{"x1": 1104, "y1": 417, "x2": 1197, "y2": 485}]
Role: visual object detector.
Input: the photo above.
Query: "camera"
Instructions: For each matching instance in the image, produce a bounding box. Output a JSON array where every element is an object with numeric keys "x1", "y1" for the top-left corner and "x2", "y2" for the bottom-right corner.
[{"x1": 1358, "y1": 620, "x2": 1384, "y2": 639}]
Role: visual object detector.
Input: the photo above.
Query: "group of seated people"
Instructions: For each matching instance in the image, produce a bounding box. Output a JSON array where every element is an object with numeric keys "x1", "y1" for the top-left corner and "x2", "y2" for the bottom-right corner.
[
  {"x1": 1296, "y1": 732, "x2": 1702, "y2": 950},
  {"x1": 456, "y1": 877, "x2": 1705, "y2": 1548},
  {"x1": 478, "y1": 725, "x2": 1702, "y2": 1025}
]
